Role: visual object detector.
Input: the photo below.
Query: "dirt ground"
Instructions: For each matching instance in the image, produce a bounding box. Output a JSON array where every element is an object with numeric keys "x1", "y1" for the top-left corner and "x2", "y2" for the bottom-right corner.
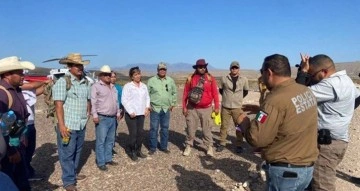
[{"x1": 29, "y1": 90, "x2": 360, "y2": 191}]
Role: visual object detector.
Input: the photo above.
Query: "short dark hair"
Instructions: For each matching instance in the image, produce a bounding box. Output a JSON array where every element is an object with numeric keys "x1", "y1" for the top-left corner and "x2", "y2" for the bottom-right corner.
[
  {"x1": 129, "y1": 66, "x2": 141, "y2": 77},
  {"x1": 262, "y1": 54, "x2": 291, "y2": 77},
  {"x1": 309, "y1": 54, "x2": 334, "y2": 70},
  {"x1": 111, "y1": 71, "x2": 117, "y2": 76}
]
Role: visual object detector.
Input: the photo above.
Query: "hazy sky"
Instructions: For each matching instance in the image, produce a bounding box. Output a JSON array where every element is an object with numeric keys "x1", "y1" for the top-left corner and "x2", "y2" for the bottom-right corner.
[{"x1": 0, "y1": 0, "x2": 359, "y2": 70}]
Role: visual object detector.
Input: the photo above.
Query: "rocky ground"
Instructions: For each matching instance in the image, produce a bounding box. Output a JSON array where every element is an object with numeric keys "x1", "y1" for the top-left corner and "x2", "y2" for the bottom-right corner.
[{"x1": 29, "y1": 90, "x2": 360, "y2": 191}]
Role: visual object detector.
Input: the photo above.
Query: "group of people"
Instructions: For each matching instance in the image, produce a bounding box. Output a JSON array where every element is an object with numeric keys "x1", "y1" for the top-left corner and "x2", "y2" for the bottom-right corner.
[{"x1": 0, "y1": 52, "x2": 359, "y2": 191}]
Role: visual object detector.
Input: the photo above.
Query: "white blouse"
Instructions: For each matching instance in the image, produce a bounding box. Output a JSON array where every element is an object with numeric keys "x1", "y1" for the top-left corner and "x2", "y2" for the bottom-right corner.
[{"x1": 121, "y1": 81, "x2": 150, "y2": 116}]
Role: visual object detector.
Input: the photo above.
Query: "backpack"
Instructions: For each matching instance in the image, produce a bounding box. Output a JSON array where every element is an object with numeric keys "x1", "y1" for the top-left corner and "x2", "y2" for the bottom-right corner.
[
  {"x1": 186, "y1": 74, "x2": 212, "y2": 105},
  {"x1": 0, "y1": 85, "x2": 27, "y2": 137}
]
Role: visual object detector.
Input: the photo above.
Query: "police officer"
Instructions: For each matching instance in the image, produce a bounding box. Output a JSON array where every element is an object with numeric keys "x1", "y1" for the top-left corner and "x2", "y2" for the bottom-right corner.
[{"x1": 241, "y1": 54, "x2": 319, "y2": 191}]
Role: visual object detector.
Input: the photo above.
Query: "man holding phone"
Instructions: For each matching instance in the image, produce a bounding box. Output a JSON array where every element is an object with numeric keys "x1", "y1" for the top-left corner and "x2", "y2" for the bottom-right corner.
[{"x1": 241, "y1": 54, "x2": 319, "y2": 190}]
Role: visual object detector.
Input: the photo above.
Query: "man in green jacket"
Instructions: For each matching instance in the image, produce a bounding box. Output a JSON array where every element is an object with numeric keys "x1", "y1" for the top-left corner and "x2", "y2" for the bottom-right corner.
[{"x1": 147, "y1": 62, "x2": 177, "y2": 155}]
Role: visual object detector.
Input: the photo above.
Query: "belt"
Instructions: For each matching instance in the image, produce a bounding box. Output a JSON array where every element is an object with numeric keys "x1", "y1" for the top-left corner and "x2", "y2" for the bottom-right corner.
[
  {"x1": 98, "y1": 113, "x2": 116, "y2": 118},
  {"x1": 269, "y1": 162, "x2": 314, "y2": 168}
]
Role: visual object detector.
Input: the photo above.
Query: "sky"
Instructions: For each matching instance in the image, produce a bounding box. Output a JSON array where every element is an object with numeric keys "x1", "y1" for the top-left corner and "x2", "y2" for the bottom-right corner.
[{"x1": 0, "y1": 0, "x2": 359, "y2": 70}]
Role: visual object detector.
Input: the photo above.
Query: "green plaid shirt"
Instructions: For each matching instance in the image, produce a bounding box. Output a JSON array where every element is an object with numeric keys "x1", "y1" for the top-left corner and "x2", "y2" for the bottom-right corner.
[{"x1": 52, "y1": 74, "x2": 91, "y2": 130}]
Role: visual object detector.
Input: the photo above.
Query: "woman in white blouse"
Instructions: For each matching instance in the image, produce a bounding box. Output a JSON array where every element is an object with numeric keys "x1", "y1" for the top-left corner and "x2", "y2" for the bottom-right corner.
[{"x1": 121, "y1": 66, "x2": 150, "y2": 161}]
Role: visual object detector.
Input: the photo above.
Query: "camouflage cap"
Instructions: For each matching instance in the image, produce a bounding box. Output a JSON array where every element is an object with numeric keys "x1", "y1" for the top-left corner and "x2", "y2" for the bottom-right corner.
[
  {"x1": 157, "y1": 62, "x2": 167, "y2": 70},
  {"x1": 230, "y1": 61, "x2": 240, "y2": 68}
]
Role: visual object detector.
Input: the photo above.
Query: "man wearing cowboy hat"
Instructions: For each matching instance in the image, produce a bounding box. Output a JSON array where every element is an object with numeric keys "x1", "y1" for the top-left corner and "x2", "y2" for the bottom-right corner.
[
  {"x1": 91, "y1": 65, "x2": 121, "y2": 171},
  {"x1": 52, "y1": 53, "x2": 91, "y2": 191},
  {"x1": 182, "y1": 59, "x2": 220, "y2": 157},
  {"x1": 0, "y1": 56, "x2": 35, "y2": 191}
]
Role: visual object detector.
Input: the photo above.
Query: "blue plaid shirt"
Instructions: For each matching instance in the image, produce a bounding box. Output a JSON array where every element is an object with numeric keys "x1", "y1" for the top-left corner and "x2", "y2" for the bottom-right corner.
[{"x1": 52, "y1": 74, "x2": 90, "y2": 130}]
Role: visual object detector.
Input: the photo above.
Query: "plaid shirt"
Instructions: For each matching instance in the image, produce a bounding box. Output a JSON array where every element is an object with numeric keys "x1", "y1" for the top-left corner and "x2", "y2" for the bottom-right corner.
[{"x1": 52, "y1": 74, "x2": 90, "y2": 130}]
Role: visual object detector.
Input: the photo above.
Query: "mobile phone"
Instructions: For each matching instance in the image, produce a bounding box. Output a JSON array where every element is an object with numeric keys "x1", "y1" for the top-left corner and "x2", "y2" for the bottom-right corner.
[{"x1": 283, "y1": 171, "x2": 298, "y2": 178}]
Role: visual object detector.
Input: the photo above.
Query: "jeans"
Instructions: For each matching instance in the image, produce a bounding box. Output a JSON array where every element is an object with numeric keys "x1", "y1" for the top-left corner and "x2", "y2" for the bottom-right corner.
[
  {"x1": 149, "y1": 110, "x2": 170, "y2": 151},
  {"x1": 25, "y1": 124, "x2": 36, "y2": 177},
  {"x1": 56, "y1": 125, "x2": 86, "y2": 188},
  {"x1": 263, "y1": 163, "x2": 314, "y2": 191},
  {"x1": 0, "y1": 171, "x2": 19, "y2": 191},
  {"x1": 95, "y1": 116, "x2": 116, "y2": 166},
  {"x1": 124, "y1": 114, "x2": 145, "y2": 148}
]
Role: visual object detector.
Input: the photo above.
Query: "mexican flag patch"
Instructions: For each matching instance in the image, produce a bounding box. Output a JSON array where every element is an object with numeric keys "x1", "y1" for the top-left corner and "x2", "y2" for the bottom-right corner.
[{"x1": 256, "y1": 110, "x2": 268, "y2": 123}]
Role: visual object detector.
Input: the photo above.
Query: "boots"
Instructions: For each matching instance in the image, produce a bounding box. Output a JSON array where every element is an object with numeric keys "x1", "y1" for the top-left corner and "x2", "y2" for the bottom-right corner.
[
  {"x1": 136, "y1": 144, "x2": 147, "y2": 158},
  {"x1": 129, "y1": 145, "x2": 138, "y2": 161}
]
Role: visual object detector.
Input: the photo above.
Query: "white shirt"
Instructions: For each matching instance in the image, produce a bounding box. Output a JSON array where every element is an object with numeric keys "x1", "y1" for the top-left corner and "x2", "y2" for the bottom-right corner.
[
  {"x1": 310, "y1": 70, "x2": 360, "y2": 142},
  {"x1": 22, "y1": 89, "x2": 36, "y2": 126},
  {"x1": 121, "y1": 81, "x2": 150, "y2": 115}
]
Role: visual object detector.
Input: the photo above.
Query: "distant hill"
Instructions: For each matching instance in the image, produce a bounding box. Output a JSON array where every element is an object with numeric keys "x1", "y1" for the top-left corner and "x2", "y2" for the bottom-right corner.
[{"x1": 30, "y1": 61, "x2": 360, "y2": 80}]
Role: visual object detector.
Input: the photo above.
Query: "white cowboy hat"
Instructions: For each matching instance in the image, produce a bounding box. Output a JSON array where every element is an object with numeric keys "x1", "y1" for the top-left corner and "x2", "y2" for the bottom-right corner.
[
  {"x1": 99, "y1": 65, "x2": 111, "y2": 73},
  {"x1": 0, "y1": 56, "x2": 35, "y2": 74},
  {"x1": 59, "y1": 53, "x2": 90, "y2": 65}
]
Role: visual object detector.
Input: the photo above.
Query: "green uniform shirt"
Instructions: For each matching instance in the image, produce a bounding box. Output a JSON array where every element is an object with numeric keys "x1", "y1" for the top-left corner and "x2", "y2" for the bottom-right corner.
[{"x1": 147, "y1": 75, "x2": 177, "y2": 113}]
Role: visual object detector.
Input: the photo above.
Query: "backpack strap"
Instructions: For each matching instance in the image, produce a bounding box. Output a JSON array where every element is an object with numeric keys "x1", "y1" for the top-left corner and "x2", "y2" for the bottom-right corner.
[
  {"x1": 0, "y1": 85, "x2": 13, "y2": 109},
  {"x1": 64, "y1": 75, "x2": 72, "y2": 91}
]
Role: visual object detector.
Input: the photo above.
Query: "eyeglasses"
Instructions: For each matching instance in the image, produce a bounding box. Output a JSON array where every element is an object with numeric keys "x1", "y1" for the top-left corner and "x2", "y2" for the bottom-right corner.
[
  {"x1": 309, "y1": 65, "x2": 333, "y2": 78},
  {"x1": 260, "y1": 69, "x2": 264, "y2": 75},
  {"x1": 165, "y1": 84, "x2": 168, "y2": 92}
]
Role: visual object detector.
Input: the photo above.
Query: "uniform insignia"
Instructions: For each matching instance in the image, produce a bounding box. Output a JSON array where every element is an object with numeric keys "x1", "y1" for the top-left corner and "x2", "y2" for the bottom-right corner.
[{"x1": 256, "y1": 110, "x2": 268, "y2": 123}]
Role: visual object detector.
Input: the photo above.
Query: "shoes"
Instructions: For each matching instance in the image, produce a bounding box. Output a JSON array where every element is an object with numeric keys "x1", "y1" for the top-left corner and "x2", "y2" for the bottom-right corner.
[
  {"x1": 65, "y1": 184, "x2": 78, "y2": 191},
  {"x1": 148, "y1": 150, "x2": 156, "y2": 155},
  {"x1": 183, "y1": 145, "x2": 191, "y2": 156},
  {"x1": 98, "y1": 165, "x2": 108, "y2": 171},
  {"x1": 137, "y1": 150, "x2": 147, "y2": 158},
  {"x1": 76, "y1": 174, "x2": 87, "y2": 181},
  {"x1": 106, "y1": 161, "x2": 119, "y2": 166},
  {"x1": 236, "y1": 146, "x2": 244, "y2": 153},
  {"x1": 159, "y1": 148, "x2": 171, "y2": 154},
  {"x1": 207, "y1": 146, "x2": 214, "y2": 157},
  {"x1": 350, "y1": 176, "x2": 360, "y2": 184},
  {"x1": 216, "y1": 145, "x2": 225, "y2": 152}
]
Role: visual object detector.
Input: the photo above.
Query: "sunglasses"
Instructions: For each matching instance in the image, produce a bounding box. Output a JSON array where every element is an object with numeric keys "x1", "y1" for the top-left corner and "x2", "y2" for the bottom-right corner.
[
  {"x1": 102, "y1": 73, "x2": 111, "y2": 77},
  {"x1": 197, "y1": 66, "x2": 206, "y2": 69},
  {"x1": 231, "y1": 67, "x2": 239, "y2": 70},
  {"x1": 309, "y1": 65, "x2": 333, "y2": 78},
  {"x1": 159, "y1": 68, "x2": 167, "y2": 71},
  {"x1": 165, "y1": 84, "x2": 168, "y2": 92}
]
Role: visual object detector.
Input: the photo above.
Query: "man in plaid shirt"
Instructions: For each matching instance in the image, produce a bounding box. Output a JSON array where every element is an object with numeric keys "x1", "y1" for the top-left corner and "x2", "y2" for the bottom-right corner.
[{"x1": 52, "y1": 53, "x2": 91, "y2": 191}]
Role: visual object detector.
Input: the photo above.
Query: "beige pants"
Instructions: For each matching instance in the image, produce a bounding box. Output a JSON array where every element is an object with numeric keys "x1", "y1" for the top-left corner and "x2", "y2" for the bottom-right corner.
[
  {"x1": 312, "y1": 140, "x2": 348, "y2": 191},
  {"x1": 219, "y1": 107, "x2": 243, "y2": 147},
  {"x1": 185, "y1": 106, "x2": 213, "y2": 147}
]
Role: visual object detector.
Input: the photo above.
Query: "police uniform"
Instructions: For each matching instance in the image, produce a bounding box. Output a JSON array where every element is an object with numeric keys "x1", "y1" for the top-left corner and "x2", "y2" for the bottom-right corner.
[{"x1": 245, "y1": 79, "x2": 318, "y2": 165}]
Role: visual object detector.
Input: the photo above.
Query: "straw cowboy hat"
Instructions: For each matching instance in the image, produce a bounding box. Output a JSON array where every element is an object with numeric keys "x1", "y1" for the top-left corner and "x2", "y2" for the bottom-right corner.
[
  {"x1": 0, "y1": 56, "x2": 35, "y2": 74},
  {"x1": 99, "y1": 65, "x2": 111, "y2": 73},
  {"x1": 192, "y1": 59, "x2": 208, "y2": 69},
  {"x1": 59, "y1": 53, "x2": 90, "y2": 65}
]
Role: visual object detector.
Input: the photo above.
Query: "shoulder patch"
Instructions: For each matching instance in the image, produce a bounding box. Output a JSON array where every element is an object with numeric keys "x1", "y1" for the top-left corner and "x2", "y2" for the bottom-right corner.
[{"x1": 256, "y1": 110, "x2": 268, "y2": 123}]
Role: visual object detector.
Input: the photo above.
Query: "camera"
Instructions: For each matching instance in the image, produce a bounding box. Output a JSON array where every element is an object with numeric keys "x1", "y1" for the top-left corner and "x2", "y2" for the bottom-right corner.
[{"x1": 318, "y1": 129, "x2": 332, "y2": 145}]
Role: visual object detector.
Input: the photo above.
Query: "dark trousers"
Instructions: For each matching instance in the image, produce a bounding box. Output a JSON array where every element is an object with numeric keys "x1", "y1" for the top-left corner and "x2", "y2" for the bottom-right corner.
[
  {"x1": 124, "y1": 114, "x2": 145, "y2": 148},
  {"x1": 1, "y1": 144, "x2": 31, "y2": 191},
  {"x1": 25, "y1": 124, "x2": 36, "y2": 177}
]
